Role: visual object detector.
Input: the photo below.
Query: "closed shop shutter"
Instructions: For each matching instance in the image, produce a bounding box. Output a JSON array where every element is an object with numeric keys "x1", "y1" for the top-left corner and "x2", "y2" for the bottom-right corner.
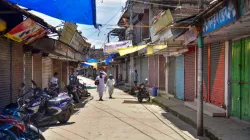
[
  {"x1": 126, "y1": 60, "x2": 129, "y2": 82},
  {"x1": 12, "y1": 42, "x2": 24, "y2": 102},
  {"x1": 53, "y1": 59, "x2": 62, "y2": 88},
  {"x1": 210, "y1": 43, "x2": 225, "y2": 106},
  {"x1": 203, "y1": 45, "x2": 209, "y2": 101},
  {"x1": 184, "y1": 50, "x2": 195, "y2": 101},
  {"x1": 168, "y1": 56, "x2": 176, "y2": 95},
  {"x1": 24, "y1": 52, "x2": 32, "y2": 91},
  {"x1": 149, "y1": 55, "x2": 158, "y2": 87},
  {"x1": 159, "y1": 55, "x2": 165, "y2": 90},
  {"x1": 175, "y1": 55, "x2": 184, "y2": 100},
  {"x1": 154, "y1": 55, "x2": 159, "y2": 87},
  {"x1": 32, "y1": 53, "x2": 42, "y2": 88},
  {"x1": 0, "y1": 37, "x2": 11, "y2": 107},
  {"x1": 140, "y1": 57, "x2": 148, "y2": 84},
  {"x1": 42, "y1": 57, "x2": 52, "y2": 89}
]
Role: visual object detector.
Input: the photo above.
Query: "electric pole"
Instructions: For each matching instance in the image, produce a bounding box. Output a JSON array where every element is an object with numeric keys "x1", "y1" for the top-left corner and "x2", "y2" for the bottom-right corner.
[
  {"x1": 197, "y1": 0, "x2": 204, "y2": 136},
  {"x1": 129, "y1": 0, "x2": 135, "y2": 93}
]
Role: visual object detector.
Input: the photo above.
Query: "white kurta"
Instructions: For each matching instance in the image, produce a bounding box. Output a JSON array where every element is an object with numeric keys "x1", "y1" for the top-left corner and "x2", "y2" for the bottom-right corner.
[{"x1": 96, "y1": 75, "x2": 106, "y2": 96}]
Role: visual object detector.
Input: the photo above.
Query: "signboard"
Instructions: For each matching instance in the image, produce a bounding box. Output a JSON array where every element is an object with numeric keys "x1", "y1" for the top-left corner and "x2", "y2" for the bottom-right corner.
[
  {"x1": 69, "y1": 32, "x2": 83, "y2": 51},
  {"x1": 59, "y1": 22, "x2": 77, "y2": 44},
  {"x1": 184, "y1": 27, "x2": 198, "y2": 45},
  {"x1": 104, "y1": 40, "x2": 132, "y2": 53},
  {"x1": 5, "y1": 18, "x2": 47, "y2": 44},
  {"x1": 152, "y1": 10, "x2": 173, "y2": 35},
  {"x1": 203, "y1": 1, "x2": 237, "y2": 35}
]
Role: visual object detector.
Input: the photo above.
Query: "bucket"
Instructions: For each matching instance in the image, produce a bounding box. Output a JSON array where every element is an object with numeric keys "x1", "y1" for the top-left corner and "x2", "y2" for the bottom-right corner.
[{"x1": 152, "y1": 87, "x2": 158, "y2": 97}]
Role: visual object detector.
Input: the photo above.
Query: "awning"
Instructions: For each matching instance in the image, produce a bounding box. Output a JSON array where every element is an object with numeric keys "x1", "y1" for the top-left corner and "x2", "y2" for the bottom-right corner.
[
  {"x1": 7, "y1": 0, "x2": 97, "y2": 25},
  {"x1": 118, "y1": 45, "x2": 147, "y2": 56}
]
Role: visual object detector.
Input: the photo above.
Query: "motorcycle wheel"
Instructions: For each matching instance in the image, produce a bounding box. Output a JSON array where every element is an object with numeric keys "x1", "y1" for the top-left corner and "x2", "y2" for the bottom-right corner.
[
  {"x1": 77, "y1": 91, "x2": 82, "y2": 99},
  {"x1": 137, "y1": 94, "x2": 143, "y2": 103},
  {"x1": 57, "y1": 105, "x2": 72, "y2": 124},
  {"x1": 145, "y1": 95, "x2": 150, "y2": 103},
  {"x1": 72, "y1": 92, "x2": 80, "y2": 103},
  {"x1": 0, "y1": 130, "x2": 17, "y2": 140},
  {"x1": 26, "y1": 128, "x2": 45, "y2": 140}
]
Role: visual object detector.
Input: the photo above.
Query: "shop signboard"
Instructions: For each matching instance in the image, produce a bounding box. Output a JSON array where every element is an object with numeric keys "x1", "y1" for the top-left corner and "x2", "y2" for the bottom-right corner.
[
  {"x1": 184, "y1": 27, "x2": 198, "y2": 45},
  {"x1": 152, "y1": 10, "x2": 173, "y2": 35},
  {"x1": 59, "y1": 22, "x2": 77, "y2": 44},
  {"x1": 5, "y1": 18, "x2": 47, "y2": 44},
  {"x1": 69, "y1": 32, "x2": 83, "y2": 51},
  {"x1": 203, "y1": 1, "x2": 237, "y2": 35},
  {"x1": 104, "y1": 40, "x2": 132, "y2": 53}
]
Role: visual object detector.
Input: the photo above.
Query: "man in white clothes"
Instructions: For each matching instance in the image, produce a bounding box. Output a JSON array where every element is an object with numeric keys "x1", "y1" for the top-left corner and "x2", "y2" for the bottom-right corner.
[
  {"x1": 106, "y1": 74, "x2": 115, "y2": 99},
  {"x1": 95, "y1": 70, "x2": 107, "y2": 101}
]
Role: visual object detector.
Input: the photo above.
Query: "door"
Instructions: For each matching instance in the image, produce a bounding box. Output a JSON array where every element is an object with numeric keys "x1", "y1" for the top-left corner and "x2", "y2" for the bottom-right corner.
[
  {"x1": 231, "y1": 37, "x2": 250, "y2": 121},
  {"x1": 175, "y1": 55, "x2": 184, "y2": 100},
  {"x1": 231, "y1": 39, "x2": 241, "y2": 118}
]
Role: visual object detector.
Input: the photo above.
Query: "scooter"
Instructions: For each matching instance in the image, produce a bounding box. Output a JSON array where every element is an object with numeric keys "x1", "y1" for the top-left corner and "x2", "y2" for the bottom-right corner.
[
  {"x1": 134, "y1": 78, "x2": 150, "y2": 103},
  {"x1": 2, "y1": 83, "x2": 45, "y2": 140},
  {"x1": 77, "y1": 79, "x2": 91, "y2": 98}
]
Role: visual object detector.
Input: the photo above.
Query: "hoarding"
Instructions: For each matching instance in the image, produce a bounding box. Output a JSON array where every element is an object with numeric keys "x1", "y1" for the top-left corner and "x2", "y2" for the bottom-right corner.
[
  {"x1": 59, "y1": 22, "x2": 77, "y2": 44},
  {"x1": 104, "y1": 40, "x2": 132, "y2": 53},
  {"x1": 203, "y1": 1, "x2": 237, "y2": 35},
  {"x1": 152, "y1": 10, "x2": 173, "y2": 35},
  {"x1": 5, "y1": 18, "x2": 47, "y2": 44}
]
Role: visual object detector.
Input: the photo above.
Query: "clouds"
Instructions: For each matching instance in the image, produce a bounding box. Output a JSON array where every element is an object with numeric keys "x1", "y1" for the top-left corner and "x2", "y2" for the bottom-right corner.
[{"x1": 30, "y1": 0, "x2": 126, "y2": 48}]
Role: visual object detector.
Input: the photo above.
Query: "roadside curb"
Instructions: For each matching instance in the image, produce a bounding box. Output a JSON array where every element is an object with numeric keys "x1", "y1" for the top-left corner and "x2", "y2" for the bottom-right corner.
[{"x1": 152, "y1": 98, "x2": 220, "y2": 140}]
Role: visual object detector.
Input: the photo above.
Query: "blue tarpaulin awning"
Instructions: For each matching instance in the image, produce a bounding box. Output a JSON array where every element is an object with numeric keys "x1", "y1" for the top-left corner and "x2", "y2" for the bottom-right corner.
[{"x1": 7, "y1": 0, "x2": 96, "y2": 25}]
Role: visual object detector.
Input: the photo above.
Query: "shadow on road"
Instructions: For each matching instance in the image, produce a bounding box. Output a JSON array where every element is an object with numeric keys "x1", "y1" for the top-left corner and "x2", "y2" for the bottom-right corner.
[
  {"x1": 122, "y1": 100, "x2": 151, "y2": 104},
  {"x1": 161, "y1": 113, "x2": 209, "y2": 140}
]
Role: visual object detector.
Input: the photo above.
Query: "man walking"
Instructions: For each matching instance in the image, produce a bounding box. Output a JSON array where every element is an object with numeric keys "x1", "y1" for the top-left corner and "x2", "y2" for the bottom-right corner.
[
  {"x1": 95, "y1": 70, "x2": 107, "y2": 101},
  {"x1": 106, "y1": 74, "x2": 115, "y2": 99}
]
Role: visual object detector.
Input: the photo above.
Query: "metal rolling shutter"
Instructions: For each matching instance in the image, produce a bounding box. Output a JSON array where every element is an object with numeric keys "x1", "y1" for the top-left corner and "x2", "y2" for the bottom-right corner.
[
  {"x1": 33, "y1": 53, "x2": 42, "y2": 88},
  {"x1": 154, "y1": 55, "x2": 159, "y2": 87},
  {"x1": 12, "y1": 42, "x2": 24, "y2": 102},
  {"x1": 184, "y1": 51, "x2": 195, "y2": 101},
  {"x1": 25, "y1": 52, "x2": 32, "y2": 90},
  {"x1": 140, "y1": 57, "x2": 148, "y2": 84},
  {"x1": 159, "y1": 55, "x2": 165, "y2": 90},
  {"x1": 0, "y1": 37, "x2": 11, "y2": 107},
  {"x1": 210, "y1": 43, "x2": 225, "y2": 106},
  {"x1": 53, "y1": 59, "x2": 62, "y2": 89},
  {"x1": 42, "y1": 57, "x2": 52, "y2": 89},
  {"x1": 168, "y1": 56, "x2": 175, "y2": 95},
  {"x1": 148, "y1": 55, "x2": 154, "y2": 87},
  {"x1": 203, "y1": 45, "x2": 209, "y2": 101},
  {"x1": 175, "y1": 55, "x2": 184, "y2": 100}
]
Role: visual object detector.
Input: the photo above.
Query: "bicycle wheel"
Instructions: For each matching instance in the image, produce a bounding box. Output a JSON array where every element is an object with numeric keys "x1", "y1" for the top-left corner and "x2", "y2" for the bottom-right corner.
[{"x1": 0, "y1": 130, "x2": 18, "y2": 140}]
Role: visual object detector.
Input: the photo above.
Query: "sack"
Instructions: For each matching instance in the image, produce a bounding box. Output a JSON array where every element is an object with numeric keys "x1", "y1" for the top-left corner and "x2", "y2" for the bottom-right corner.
[{"x1": 94, "y1": 80, "x2": 99, "y2": 85}]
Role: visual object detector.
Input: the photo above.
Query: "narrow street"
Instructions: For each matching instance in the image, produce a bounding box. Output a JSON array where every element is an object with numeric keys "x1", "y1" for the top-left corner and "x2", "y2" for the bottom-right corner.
[{"x1": 42, "y1": 76, "x2": 207, "y2": 140}]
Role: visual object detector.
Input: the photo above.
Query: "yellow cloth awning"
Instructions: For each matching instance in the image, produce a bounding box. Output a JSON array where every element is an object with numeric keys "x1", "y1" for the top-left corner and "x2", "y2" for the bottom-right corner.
[
  {"x1": 118, "y1": 44, "x2": 167, "y2": 56},
  {"x1": 118, "y1": 45, "x2": 147, "y2": 56}
]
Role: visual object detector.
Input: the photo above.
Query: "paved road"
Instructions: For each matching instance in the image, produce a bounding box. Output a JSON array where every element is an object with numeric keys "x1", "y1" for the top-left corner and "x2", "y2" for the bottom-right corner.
[{"x1": 43, "y1": 76, "x2": 208, "y2": 140}]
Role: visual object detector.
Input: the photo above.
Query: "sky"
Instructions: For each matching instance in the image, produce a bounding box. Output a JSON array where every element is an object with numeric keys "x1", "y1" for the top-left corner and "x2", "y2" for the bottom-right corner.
[{"x1": 30, "y1": 0, "x2": 127, "y2": 49}]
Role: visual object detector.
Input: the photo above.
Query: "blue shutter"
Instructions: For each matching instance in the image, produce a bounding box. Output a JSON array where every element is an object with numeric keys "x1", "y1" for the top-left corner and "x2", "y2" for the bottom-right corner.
[{"x1": 175, "y1": 55, "x2": 184, "y2": 100}]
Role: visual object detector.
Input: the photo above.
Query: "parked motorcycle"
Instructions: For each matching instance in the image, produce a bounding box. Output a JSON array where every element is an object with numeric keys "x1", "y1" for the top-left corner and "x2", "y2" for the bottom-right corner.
[
  {"x1": 76, "y1": 79, "x2": 91, "y2": 98},
  {"x1": 134, "y1": 78, "x2": 150, "y2": 103},
  {"x1": 66, "y1": 84, "x2": 80, "y2": 103},
  {"x1": 2, "y1": 83, "x2": 45, "y2": 140}
]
